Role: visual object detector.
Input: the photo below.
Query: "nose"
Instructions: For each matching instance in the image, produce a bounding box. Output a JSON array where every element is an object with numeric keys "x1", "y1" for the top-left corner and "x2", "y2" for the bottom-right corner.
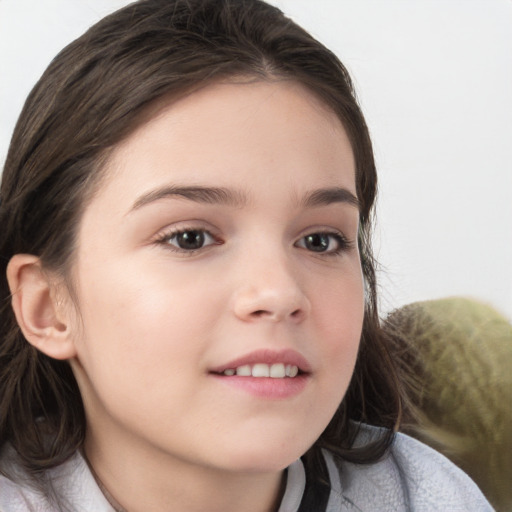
[{"x1": 232, "y1": 256, "x2": 311, "y2": 324}]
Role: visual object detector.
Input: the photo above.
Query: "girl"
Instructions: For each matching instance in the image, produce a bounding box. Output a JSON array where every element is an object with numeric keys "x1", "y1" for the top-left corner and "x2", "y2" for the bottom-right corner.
[{"x1": 0, "y1": 0, "x2": 493, "y2": 510}]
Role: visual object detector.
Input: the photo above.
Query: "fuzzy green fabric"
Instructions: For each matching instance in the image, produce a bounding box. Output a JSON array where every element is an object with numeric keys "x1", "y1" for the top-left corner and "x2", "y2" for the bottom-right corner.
[{"x1": 385, "y1": 297, "x2": 512, "y2": 512}]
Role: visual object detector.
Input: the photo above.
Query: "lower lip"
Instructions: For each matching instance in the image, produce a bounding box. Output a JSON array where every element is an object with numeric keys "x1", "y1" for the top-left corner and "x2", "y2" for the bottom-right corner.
[{"x1": 210, "y1": 374, "x2": 309, "y2": 399}]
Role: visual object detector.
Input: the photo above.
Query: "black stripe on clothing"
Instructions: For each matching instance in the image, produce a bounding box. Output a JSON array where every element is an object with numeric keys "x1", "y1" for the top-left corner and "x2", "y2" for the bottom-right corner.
[{"x1": 297, "y1": 452, "x2": 331, "y2": 512}]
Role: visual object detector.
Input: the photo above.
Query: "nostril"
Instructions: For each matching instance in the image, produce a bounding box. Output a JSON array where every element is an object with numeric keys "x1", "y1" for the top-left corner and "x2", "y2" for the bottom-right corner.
[{"x1": 250, "y1": 309, "x2": 303, "y2": 320}]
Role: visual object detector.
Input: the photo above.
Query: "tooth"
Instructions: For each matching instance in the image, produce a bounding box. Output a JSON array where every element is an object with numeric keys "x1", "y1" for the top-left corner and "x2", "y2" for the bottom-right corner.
[
  {"x1": 252, "y1": 364, "x2": 270, "y2": 377},
  {"x1": 231, "y1": 363, "x2": 299, "y2": 378},
  {"x1": 270, "y1": 363, "x2": 285, "y2": 378},
  {"x1": 286, "y1": 365, "x2": 299, "y2": 378},
  {"x1": 236, "y1": 365, "x2": 251, "y2": 377}
]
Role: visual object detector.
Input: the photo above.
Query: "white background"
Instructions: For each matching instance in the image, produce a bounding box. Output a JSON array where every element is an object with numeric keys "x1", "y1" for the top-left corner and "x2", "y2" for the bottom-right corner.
[{"x1": 1, "y1": 0, "x2": 511, "y2": 320}]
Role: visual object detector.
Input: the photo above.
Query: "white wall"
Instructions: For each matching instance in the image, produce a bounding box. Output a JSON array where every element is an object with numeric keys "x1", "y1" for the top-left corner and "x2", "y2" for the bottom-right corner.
[{"x1": 1, "y1": 0, "x2": 511, "y2": 320}]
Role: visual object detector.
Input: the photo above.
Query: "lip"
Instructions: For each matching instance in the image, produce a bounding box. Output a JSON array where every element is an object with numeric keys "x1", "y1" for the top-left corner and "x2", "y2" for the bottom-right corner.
[
  {"x1": 209, "y1": 348, "x2": 312, "y2": 375},
  {"x1": 208, "y1": 348, "x2": 312, "y2": 400},
  {"x1": 211, "y1": 373, "x2": 309, "y2": 399}
]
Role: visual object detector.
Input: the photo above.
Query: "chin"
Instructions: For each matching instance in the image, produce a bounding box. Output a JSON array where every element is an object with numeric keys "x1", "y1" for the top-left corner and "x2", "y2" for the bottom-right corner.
[{"x1": 213, "y1": 437, "x2": 315, "y2": 474}]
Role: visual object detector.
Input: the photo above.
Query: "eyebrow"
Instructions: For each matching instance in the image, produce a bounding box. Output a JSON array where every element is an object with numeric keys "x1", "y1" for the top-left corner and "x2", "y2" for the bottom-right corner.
[
  {"x1": 129, "y1": 185, "x2": 248, "y2": 212},
  {"x1": 300, "y1": 187, "x2": 359, "y2": 209},
  {"x1": 128, "y1": 184, "x2": 359, "y2": 213}
]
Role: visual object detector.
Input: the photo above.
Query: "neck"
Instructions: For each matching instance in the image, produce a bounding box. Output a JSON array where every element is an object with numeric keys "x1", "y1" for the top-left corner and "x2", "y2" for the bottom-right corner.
[{"x1": 83, "y1": 432, "x2": 286, "y2": 512}]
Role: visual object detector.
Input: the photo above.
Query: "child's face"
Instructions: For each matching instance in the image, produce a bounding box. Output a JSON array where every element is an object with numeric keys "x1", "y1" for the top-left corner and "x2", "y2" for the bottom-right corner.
[{"x1": 69, "y1": 80, "x2": 364, "y2": 473}]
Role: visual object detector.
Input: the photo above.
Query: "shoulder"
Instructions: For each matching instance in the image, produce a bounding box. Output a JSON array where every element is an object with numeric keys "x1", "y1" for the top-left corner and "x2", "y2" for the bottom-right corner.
[
  {"x1": 0, "y1": 446, "x2": 113, "y2": 512},
  {"x1": 323, "y1": 427, "x2": 494, "y2": 511},
  {"x1": 387, "y1": 432, "x2": 493, "y2": 509}
]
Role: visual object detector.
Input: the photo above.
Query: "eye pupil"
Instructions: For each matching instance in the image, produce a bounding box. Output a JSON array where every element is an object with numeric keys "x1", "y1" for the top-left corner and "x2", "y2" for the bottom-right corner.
[
  {"x1": 305, "y1": 234, "x2": 329, "y2": 252},
  {"x1": 177, "y1": 230, "x2": 205, "y2": 250}
]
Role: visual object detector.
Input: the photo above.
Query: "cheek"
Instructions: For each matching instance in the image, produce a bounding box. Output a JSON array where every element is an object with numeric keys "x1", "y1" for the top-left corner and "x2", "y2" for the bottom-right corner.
[
  {"x1": 70, "y1": 278, "x2": 224, "y2": 441},
  {"x1": 312, "y1": 266, "x2": 364, "y2": 390},
  {"x1": 71, "y1": 261, "x2": 222, "y2": 394},
  {"x1": 315, "y1": 266, "x2": 364, "y2": 343}
]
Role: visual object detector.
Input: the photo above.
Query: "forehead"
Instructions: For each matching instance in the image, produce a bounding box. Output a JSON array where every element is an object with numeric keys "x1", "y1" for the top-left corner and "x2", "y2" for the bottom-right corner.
[{"x1": 97, "y1": 80, "x2": 356, "y2": 209}]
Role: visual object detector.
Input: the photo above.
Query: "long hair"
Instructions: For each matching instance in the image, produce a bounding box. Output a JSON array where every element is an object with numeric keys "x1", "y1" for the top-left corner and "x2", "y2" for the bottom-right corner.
[{"x1": 0, "y1": 0, "x2": 402, "y2": 478}]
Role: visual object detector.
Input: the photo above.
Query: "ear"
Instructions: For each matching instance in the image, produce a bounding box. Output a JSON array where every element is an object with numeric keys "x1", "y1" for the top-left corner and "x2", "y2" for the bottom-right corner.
[{"x1": 6, "y1": 254, "x2": 77, "y2": 360}]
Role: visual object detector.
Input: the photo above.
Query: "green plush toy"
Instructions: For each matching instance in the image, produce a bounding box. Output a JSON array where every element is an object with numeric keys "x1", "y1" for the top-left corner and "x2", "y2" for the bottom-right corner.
[{"x1": 385, "y1": 297, "x2": 512, "y2": 512}]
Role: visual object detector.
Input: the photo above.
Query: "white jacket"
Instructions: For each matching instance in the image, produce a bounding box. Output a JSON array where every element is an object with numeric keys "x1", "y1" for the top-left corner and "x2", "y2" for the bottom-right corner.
[{"x1": 0, "y1": 430, "x2": 493, "y2": 511}]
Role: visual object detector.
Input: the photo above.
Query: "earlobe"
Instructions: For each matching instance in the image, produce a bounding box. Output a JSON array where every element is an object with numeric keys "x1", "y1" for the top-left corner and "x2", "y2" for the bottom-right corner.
[{"x1": 6, "y1": 254, "x2": 77, "y2": 360}]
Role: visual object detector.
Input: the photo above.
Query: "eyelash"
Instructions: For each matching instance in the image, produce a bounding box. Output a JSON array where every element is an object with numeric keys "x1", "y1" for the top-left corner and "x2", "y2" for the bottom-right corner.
[{"x1": 154, "y1": 227, "x2": 353, "y2": 256}]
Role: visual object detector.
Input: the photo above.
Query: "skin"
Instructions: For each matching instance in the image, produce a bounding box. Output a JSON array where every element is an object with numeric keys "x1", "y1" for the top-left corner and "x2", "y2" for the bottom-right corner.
[{"x1": 12, "y1": 80, "x2": 364, "y2": 511}]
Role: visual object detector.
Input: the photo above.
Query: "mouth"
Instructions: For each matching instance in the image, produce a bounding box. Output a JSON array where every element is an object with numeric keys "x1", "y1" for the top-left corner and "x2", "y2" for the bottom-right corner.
[
  {"x1": 208, "y1": 348, "x2": 311, "y2": 379},
  {"x1": 208, "y1": 349, "x2": 310, "y2": 399}
]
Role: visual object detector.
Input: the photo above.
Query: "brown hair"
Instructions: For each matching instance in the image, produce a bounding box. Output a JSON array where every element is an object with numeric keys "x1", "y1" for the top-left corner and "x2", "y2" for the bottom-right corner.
[{"x1": 0, "y1": 0, "x2": 402, "y2": 479}]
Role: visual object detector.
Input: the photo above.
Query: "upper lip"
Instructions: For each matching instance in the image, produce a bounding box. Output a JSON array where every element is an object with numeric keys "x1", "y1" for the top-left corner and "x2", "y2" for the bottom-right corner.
[{"x1": 209, "y1": 348, "x2": 312, "y2": 374}]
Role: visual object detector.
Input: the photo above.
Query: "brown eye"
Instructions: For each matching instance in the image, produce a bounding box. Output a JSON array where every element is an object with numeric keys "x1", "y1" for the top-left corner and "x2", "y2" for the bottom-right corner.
[
  {"x1": 166, "y1": 230, "x2": 215, "y2": 251},
  {"x1": 303, "y1": 233, "x2": 330, "y2": 252},
  {"x1": 296, "y1": 232, "x2": 348, "y2": 254}
]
